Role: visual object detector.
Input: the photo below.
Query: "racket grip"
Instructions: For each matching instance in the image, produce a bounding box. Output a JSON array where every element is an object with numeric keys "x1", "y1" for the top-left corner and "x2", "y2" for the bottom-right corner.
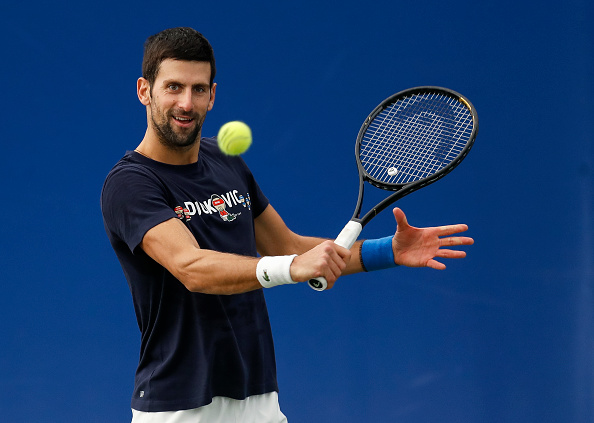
[{"x1": 308, "y1": 221, "x2": 363, "y2": 291}]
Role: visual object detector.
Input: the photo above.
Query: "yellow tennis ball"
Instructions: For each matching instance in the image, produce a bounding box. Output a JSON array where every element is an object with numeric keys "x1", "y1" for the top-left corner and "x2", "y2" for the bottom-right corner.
[{"x1": 217, "y1": 121, "x2": 252, "y2": 156}]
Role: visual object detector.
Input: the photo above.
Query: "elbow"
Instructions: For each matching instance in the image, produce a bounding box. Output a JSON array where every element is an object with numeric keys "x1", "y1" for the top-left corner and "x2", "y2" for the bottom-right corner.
[
  {"x1": 176, "y1": 268, "x2": 214, "y2": 294},
  {"x1": 172, "y1": 259, "x2": 211, "y2": 294},
  {"x1": 166, "y1": 250, "x2": 214, "y2": 294},
  {"x1": 175, "y1": 265, "x2": 237, "y2": 295}
]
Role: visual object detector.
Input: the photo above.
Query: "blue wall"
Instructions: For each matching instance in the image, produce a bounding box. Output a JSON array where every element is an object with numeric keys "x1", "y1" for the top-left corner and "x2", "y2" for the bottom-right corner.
[{"x1": 1, "y1": 0, "x2": 593, "y2": 421}]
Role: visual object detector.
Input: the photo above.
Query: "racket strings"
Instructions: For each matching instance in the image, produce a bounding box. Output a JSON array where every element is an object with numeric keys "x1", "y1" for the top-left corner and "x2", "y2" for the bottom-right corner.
[
  {"x1": 364, "y1": 97, "x2": 467, "y2": 182},
  {"x1": 360, "y1": 92, "x2": 474, "y2": 185},
  {"x1": 365, "y1": 96, "x2": 461, "y2": 181}
]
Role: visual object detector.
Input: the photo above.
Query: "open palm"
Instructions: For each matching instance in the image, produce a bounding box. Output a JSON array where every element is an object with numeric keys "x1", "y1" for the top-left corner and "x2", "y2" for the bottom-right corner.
[{"x1": 392, "y1": 208, "x2": 474, "y2": 269}]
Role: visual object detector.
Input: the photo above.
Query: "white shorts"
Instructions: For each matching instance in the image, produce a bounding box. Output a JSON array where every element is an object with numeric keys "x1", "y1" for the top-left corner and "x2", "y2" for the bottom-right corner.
[{"x1": 131, "y1": 392, "x2": 288, "y2": 423}]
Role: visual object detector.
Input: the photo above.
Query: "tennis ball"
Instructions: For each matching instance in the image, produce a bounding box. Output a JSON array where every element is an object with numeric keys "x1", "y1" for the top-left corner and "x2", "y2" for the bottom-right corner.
[{"x1": 217, "y1": 121, "x2": 252, "y2": 156}]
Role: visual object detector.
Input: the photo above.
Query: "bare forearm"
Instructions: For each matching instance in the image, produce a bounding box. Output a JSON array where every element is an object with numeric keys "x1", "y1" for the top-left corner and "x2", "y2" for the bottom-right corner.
[
  {"x1": 141, "y1": 218, "x2": 265, "y2": 295},
  {"x1": 172, "y1": 248, "x2": 263, "y2": 295},
  {"x1": 173, "y1": 238, "x2": 356, "y2": 294}
]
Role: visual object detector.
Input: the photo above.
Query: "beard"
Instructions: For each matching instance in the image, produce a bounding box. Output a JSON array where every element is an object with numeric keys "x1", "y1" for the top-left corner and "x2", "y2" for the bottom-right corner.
[{"x1": 149, "y1": 103, "x2": 205, "y2": 150}]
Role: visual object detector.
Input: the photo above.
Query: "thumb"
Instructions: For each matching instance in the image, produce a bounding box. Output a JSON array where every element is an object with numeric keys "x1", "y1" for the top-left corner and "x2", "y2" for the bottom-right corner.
[{"x1": 393, "y1": 207, "x2": 409, "y2": 230}]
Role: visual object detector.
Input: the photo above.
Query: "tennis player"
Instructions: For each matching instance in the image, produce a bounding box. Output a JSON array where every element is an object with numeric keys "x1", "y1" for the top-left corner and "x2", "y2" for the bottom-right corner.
[{"x1": 100, "y1": 27, "x2": 474, "y2": 423}]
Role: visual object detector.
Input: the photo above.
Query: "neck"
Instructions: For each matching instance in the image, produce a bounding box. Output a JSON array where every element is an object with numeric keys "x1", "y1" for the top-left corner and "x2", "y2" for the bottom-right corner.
[{"x1": 136, "y1": 129, "x2": 201, "y2": 165}]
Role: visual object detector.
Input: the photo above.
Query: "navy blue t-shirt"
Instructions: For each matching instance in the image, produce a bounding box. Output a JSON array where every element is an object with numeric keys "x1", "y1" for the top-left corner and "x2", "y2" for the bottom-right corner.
[{"x1": 100, "y1": 138, "x2": 278, "y2": 412}]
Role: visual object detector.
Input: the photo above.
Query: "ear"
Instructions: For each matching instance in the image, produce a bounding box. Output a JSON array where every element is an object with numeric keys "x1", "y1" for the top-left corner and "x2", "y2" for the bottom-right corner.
[
  {"x1": 137, "y1": 77, "x2": 151, "y2": 106},
  {"x1": 207, "y1": 83, "x2": 217, "y2": 112}
]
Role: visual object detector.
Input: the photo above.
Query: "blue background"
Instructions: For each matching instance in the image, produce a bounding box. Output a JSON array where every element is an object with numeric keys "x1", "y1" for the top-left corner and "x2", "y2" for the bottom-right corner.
[{"x1": 1, "y1": 0, "x2": 593, "y2": 422}]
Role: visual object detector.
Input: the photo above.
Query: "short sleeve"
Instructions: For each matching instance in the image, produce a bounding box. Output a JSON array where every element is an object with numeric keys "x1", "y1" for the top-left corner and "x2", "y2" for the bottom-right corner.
[
  {"x1": 239, "y1": 158, "x2": 269, "y2": 219},
  {"x1": 101, "y1": 164, "x2": 177, "y2": 253}
]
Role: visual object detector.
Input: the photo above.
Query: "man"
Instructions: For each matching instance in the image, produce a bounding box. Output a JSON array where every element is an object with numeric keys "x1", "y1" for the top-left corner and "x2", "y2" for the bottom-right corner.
[{"x1": 101, "y1": 27, "x2": 474, "y2": 423}]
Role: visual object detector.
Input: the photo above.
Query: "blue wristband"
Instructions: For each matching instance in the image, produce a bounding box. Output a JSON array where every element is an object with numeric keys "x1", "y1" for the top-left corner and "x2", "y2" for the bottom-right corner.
[{"x1": 360, "y1": 236, "x2": 398, "y2": 272}]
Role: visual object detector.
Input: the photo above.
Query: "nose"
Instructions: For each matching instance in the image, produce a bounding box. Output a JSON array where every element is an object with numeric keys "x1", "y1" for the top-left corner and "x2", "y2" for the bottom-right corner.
[{"x1": 177, "y1": 89, "x2": 193, "y2": 112}]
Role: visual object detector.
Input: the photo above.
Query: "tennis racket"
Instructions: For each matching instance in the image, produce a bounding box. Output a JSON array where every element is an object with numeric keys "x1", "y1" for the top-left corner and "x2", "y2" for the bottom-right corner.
[{"x1": 308, "y1": 86, "x2": 479, "y2": 291}]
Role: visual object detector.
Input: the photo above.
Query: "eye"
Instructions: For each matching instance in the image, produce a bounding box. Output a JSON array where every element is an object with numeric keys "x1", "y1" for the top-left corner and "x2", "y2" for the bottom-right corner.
[
  {"x1": 194, "y1": 86, "x2": 207, "y2": 93},
  {"x1": 167, "y1": 84, "x2": 180, "y2": 91}
]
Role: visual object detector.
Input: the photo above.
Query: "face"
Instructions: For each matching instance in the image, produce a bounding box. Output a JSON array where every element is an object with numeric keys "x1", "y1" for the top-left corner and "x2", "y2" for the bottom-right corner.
[{"x1": 138, "y1": 59, "x2": 216, "y2": 149}]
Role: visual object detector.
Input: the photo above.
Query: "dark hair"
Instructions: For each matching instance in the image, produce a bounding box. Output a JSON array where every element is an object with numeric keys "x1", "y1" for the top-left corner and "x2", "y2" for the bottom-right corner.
[{"x1": 142, "y1": 27, "x2": 216, "y2": 87}]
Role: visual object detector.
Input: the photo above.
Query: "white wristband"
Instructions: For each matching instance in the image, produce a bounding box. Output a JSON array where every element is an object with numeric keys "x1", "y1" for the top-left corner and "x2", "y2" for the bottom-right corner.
[{"x1": 256, "y1": 255, "x2": 298, "y2": 288}]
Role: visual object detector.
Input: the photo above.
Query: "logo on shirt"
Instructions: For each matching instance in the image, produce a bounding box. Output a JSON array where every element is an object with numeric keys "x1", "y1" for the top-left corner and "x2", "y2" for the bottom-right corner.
[
  {"x1": 211, "y1": 194, "x2": 238, "y2": 222},
  {"x1": 174, "y1": 206, "x2": 192, "y2": 222},
  {"x1": 174, "y1": 190, "x2": 250, "y2": 223}
]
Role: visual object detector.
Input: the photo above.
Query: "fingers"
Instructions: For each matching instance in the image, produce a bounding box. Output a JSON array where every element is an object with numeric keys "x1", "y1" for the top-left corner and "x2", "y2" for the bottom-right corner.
[
  {"x1": 290, "y1": 241, "x2": 351, "y2": 287},
  {"x1": 437, "y1": 223, "x2": 470, "y2": 236},
  {"x1": 316, "y1": 241, "x2": 351, "y2": 284},
  {"x1": 426, "y1": 259, "x2": 446, "y2": 270},
  {"x1": 435, "y1": 234, "x2": 473, "y2": 262},
  {"x1": 439, "y1": 235, "x2": 474, "y2": 247},
  {"x1": 395, "y1": 208, "x2": 472, "y2": 242},
  {"x1": 429, "y1": 239, "x2": 471, "y2": 270},
  {"x1": 435, "y1": 249, "x2": 467, "y2": 259}
]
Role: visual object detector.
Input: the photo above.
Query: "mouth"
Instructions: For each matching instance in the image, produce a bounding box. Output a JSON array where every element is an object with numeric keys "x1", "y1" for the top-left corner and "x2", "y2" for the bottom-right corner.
[{"x1": 172, "y1": 116, "x2": 196, "y2": 128}]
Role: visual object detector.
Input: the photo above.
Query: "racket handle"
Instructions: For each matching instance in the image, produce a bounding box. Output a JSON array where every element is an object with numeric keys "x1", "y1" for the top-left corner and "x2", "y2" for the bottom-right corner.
[{"x1": 308, "y1": 221, "x2": 363, "y2": 291}]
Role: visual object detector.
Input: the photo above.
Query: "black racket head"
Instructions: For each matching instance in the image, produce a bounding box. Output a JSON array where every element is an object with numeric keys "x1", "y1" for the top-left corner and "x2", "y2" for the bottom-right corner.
[{"x1": 355, "y1": 86, "x2": 478, "y2": 191}]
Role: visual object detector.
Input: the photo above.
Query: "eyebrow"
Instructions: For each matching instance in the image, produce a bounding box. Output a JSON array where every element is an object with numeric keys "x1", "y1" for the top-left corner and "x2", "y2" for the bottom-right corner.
[{"x1": 162, "y1": 79, "x2": 210, "y2": 89}]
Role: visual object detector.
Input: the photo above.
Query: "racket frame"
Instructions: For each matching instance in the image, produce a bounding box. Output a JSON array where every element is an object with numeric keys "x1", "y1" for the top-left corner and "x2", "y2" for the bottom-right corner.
[
  {"x1": 353, "y1": 86, "x2": 479, "y2": 227},
  {"x1": 308, "y1": 86, "x2": 479, "y2": 291}
]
